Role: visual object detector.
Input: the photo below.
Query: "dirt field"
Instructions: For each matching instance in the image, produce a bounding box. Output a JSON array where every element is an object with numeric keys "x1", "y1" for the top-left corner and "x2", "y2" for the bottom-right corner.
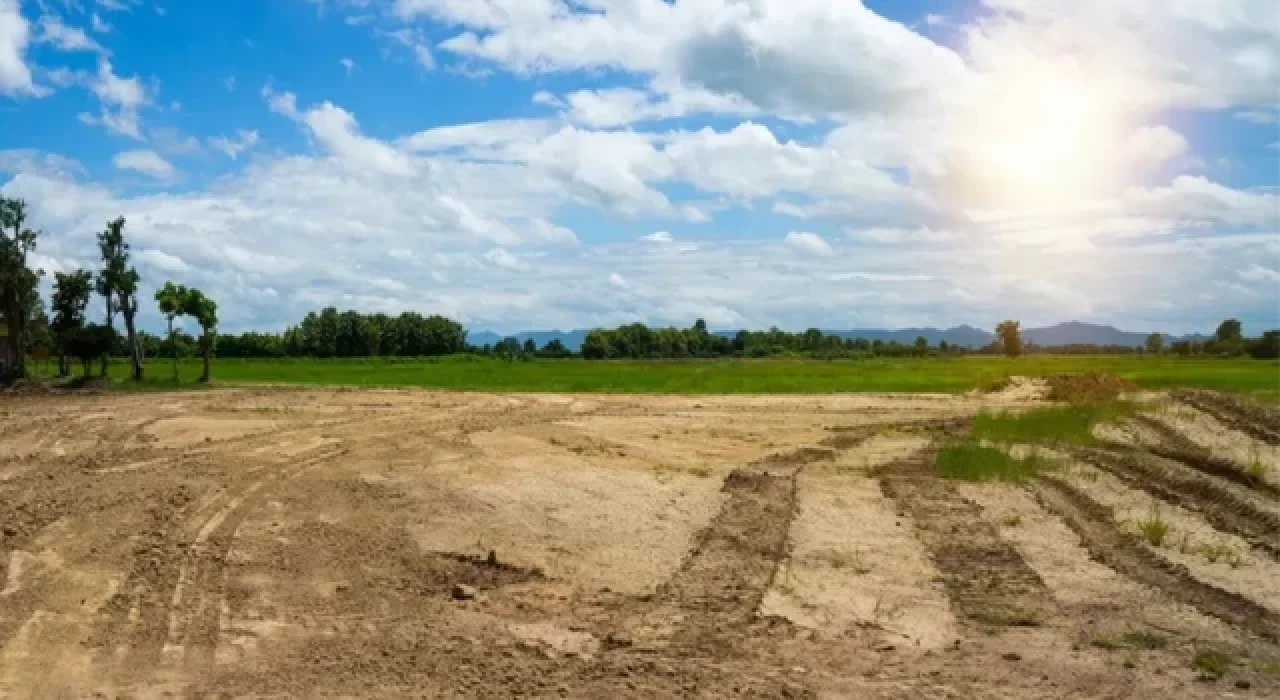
[{"x1": 1, "y1": 386, "x2": 1278, "y2": 698}]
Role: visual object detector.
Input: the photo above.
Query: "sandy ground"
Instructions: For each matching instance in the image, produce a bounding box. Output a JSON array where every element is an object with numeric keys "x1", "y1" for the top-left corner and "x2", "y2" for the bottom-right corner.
[{"x1": 1, "y1": 386, "x2": 1278, "y2": 698}]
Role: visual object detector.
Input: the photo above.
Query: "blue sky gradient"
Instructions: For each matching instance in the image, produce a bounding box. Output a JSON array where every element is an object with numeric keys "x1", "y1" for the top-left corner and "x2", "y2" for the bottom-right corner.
[{"x1": 1, "y1": 0, "x2": 1277, "y2": 335}]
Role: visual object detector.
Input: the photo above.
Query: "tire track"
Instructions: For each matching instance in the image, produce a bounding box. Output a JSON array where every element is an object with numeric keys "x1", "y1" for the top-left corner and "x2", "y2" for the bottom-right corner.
[
  {"x1": 157, "y1": 446, "x2": 349, "y2": 675},
  {"x1": 1072, "y1": 446, "x2": 1280, "y2": 560},
  {"x1": 1173, "y1": 390, "x2": 1280, "y2": 446},
  {"x1": 1033, "y1": 475, "x2": 1280, "y2": 643},
  {"x1": 1129, "y1": 415, "x2": 1279, "y2": 497},
  {"x1": 879, "y1": 452, "x2": 1054, "y2": 627}
]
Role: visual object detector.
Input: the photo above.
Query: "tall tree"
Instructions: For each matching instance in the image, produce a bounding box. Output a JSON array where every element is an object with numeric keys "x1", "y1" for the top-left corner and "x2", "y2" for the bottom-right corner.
[
  {"x1": 98, "y1": 217, "x2": 144, "y2": 381},
  {"x1": 155, "y1": 281, "x2": 189, "y2": 381},
  {"x1": 995, "y1": 320, "x2": 1023, "y2": 358},
  {"x1": 1144, "y1": 332, "x2": 1164, "y2": 356},
  {"x1": 51, "y1": 270, "x2": 93, "y2": 376},
  {"x1": 94, "y1": 273, "x2": 115, "y2": 376},
  {"x1": 0, "y1": 198, "x2": 43, "y2": 379},
  {"x1": 183, "y1": 288, "x2": 218, "y2": 382},
  {"x1": 1215, "y1": 319, "x2": 1243, "y2": 344}
]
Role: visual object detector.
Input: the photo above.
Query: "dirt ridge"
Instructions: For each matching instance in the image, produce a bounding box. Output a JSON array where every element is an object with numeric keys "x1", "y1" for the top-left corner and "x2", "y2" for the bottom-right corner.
[{"x1": 1033, "y1": 475, "x2": 1280, "y2": 643}]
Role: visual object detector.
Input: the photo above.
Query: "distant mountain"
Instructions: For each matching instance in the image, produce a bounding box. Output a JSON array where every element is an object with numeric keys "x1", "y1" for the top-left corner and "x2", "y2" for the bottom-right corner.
[
  {"x1": 468, "y1": 322, "x2": 1202, "y2": 352},
  {"x1": 467, "y1": 329, "x2": 589, "y2": 350}
]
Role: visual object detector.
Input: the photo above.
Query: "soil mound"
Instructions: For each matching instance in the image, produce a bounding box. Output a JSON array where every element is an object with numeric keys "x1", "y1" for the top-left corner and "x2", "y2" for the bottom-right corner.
[{"x1": 1046, "y1": 372, "x2": 1134, "y2": 403}]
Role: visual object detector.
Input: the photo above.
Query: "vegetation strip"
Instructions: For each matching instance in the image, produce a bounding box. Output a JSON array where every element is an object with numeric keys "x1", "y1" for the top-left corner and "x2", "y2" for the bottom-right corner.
[
  {"x1": 879, "y1": 452, "x2": 1054, "y2": 627},
  {"x1": 1032, "y1": 476, "x2": 1280, "y2": 643},
  {"x1": 1071, "y1": 446, "x2": 1280, "y2": 560}
]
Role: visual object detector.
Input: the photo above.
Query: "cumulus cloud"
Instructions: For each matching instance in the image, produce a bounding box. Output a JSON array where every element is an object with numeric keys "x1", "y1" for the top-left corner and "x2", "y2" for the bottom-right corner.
[
  {"x1": 78, "y1": 60, "x2": 148, "y2": 137},
  {"x1": 112, "y1": 149, "x2": 175, "y2": 179},
  {"x1": 784, "y1": 231, "x2": 834, "y2": 257},
  {"x1": 0, "y1": 0, "x2": 40, "y2": 96}
]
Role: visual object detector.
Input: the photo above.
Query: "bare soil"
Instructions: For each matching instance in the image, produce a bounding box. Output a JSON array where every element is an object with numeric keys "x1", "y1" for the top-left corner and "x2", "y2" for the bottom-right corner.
[{"x1": 1, "y1": 387, "x2": 1278, "y2": 698}]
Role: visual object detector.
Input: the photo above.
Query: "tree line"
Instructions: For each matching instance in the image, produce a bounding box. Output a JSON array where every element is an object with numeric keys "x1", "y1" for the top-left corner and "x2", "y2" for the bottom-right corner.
[{"x1": 1, "y1": 197, "x2": 218, "y2": 382}]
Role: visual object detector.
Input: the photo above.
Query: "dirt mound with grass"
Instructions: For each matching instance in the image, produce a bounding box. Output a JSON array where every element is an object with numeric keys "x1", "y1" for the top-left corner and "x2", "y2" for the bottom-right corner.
[{"x1": 1046, "y1": 372, "x2": 1135, "y2": 403}]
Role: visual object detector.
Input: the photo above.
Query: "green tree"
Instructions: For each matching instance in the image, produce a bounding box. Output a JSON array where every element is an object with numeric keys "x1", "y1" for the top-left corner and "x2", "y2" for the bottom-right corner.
[
  {"x1": 51, "y1": 270, "x2": 94, "y2": 376},
  {"x1": 1144, "y1": 332, "x2": 1164, "y2": 356},
  {"x1": 995, "y1": 320, "x2": 1023, "y2": 358},
  {"x1": 1248, "y1": 330, "x2": 1280, "y2": 360},
  {"x1": 0, "y1": 198, "x2": 43, "y2": 379},
  {"x1": 541, "y1": 338, "x2": 569, "y2": 358},
  {"x1": 522, "y1": 338, "x2": 537, "y2": 357},
  {"x1": 98, "y1": 217, "x2": 144, "y2": 380},
  {"x1": 183, "y1": 288, "x2": 218, "y2": 382},
  {"x1": 155, "y1": 281, "x2": 189, "y2": 381},
  {"x1": 914, "y1": 336, "x2": 929, "y2": 356},
  {"x1": 64, "y1": 325, "x2": 115, "y2": 378},
  {"x1": 1215, "y1": 319, "x2": 1243, "y2": 343}
]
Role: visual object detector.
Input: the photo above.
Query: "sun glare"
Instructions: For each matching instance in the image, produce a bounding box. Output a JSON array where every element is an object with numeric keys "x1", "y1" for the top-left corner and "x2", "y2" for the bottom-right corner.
[{"x1": 962, "y1": 75, "x2": 1120, "y2": 207}]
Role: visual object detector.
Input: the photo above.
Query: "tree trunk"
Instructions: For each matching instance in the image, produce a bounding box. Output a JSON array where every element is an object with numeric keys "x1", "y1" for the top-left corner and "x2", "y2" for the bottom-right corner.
[
  {"x1": 122, "y1": 307, "x2": 143, "y2": 381},
  {"x1": 168, "y1": 318, "x2": 178, "y2": 382},
  {"x1": 200, "y1": 340, "x2": 211, "y2": 383},
  {"x1": 5, "y1": 313, "x2": 24, "y2": 379}
]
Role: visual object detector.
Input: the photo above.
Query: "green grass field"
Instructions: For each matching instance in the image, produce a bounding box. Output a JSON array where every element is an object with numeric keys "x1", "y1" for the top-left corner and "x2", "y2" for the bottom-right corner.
[{"x1": 30, "y1": 354, "x2": 1279, "y2": 395}]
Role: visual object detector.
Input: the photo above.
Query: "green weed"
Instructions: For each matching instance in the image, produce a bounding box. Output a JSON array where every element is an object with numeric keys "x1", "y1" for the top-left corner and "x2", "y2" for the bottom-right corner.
[
  {"x1": 1092, "y1": 630, "x2": 1168, "y2": 651},
  {"x1": 1192, "y1": 650, "x2": 1231, "y2": 681},
  {"x1": 936, "y1": 444, "x2": 1049, "y2": 483},
  {"x1": 1137, "y1": 508, "x2": 1169, "y2": 547}
]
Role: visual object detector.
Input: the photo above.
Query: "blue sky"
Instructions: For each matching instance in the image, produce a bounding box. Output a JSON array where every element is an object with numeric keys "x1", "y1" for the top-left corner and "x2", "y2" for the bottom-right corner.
[{"x1": 1, "y1": 0, "x2": 1277, "y2": 336}]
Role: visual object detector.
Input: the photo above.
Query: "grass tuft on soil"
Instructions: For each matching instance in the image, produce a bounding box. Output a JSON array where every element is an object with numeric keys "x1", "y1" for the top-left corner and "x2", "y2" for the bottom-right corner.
[
  {"x1": 973, "y1": 401, "x2": 1138, "y2": 445},
  {"x1": 936, "y1": 444, "x2": 1051, "y2": 483},
  {"x1": 1193, "y1": 650, "x2": 1232, "y2": 681}
]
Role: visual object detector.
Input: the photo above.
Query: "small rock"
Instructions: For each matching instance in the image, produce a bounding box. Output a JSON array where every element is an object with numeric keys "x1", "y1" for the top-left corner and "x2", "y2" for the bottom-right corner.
[
  {"x1": 452, "y1": 583, "x2": 477, "y2": 601},
  {"x1": 2, "y1": 525, "x2": 16, "y2": 537},
  {"x1": 1123, "y1": 660, "x2": 1135, "y2": 669},
  {"x1": 1002, "y1": 653, "x2": 1022, "y2": 662},
  {"x1": 1235, "y1": 680, "x2": 1251, "y2": 690},
  {"x1": 487, "y1": 550, "x2": 499, "y2": 566},
  {"x1": 874, "y1": 643, "x2": 896, "y2": 653}
]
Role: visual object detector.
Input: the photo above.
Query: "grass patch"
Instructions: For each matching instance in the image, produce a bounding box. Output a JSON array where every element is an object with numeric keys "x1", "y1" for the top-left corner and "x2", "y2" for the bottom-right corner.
[
  {"x1": 1192, "y1": 650, "x2": 1231, "y2": 681},
  {"x1": 973, "y1": 401, "x2": 1138, "y2": 445},
  {"x1": 936, "y1": 444, "x2": 1049, "y2": 483},
  {"x1": 1092, "y1": 630, "x2": 1169, "y2": 651}
]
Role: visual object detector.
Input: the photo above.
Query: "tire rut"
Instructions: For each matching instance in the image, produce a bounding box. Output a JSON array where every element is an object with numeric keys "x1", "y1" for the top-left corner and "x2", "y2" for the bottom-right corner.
[
  {"x1": 879, "y1": 452, "x2": 1055, "y2": 627},
  {"x1": 1130, "y1": 415, "x2": 1279, "y2": 497},
  {"x1": 1072, "y1": 446, "x2": 1280, "y2": 560},
  {"x1": 1173, "y1": 390, "x2": 1280, "y2": 446},
  {"x1": 1032, "y1": 475, "x2": 1280, "y2": 643}
]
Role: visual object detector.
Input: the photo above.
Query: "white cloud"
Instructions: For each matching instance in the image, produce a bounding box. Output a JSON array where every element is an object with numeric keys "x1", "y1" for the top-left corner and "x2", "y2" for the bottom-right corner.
[
  {"x1": 36, "y1": 15, "x2": 105, "y2": 53},
  {"x1": 80, "y1": 59, "x2": 148, "y2": 137},
  {"x1": 91, "y1": 13, "x2": 110, "y2": 33},
  {"x1": 608, "y1": 272, "x2": 628, "y2": 289},
  {"x1": 208, "y1": 129, "x2": 259, "y2": 159},
  {"x1": 340, "y1": 57, "x2": 355, "y2": 76},
  {"x1": 643, "y1": 231, "x2": 673, "y2": 244},
  {"x1": 0, "y1": 0, "x2": 40, "y2": 96},
  {"x1": 112, "y1": 149, "x2": 176, "y2": 179},
  {"x1": 1239, "y1": 264, "x2": 1280, "y2": 284},
  {"x1": 784, "y1": 231, "x2": 833, "y2": 257},
  {"x1": 150, "y1": 127, "x2": 203, "y2": 156},
  {"x1": 484, "y1": 247, "x2": 527, "y2": 271},
  {"x1": 137, "y1": 248, "x2": 189, "y2": 272},
  {"x1": 925, "y1": 14, "x2": 946, "y2": 26}
]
